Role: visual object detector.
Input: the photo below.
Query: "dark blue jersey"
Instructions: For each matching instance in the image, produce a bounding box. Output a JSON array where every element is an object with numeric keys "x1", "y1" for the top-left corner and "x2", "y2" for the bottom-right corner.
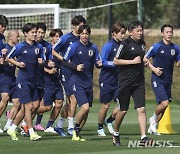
[
  {"x1": 99, "y1": 38, "x2": 120, "y2": 84},
  {"x1": 7, "y1": 41, "x2": 44, "y2": 86},
  {"x1": 37, "y1": 40, "x2": 53, "y2": 88},
  {"x1": 0, "y1": 33, "x2": 5, "y2": 56},
  {"x1": 53, "y1": 32, "x2": 79, "y2": 77},
  {"x1": 44, "y1": 58, "x2": 61, "y2": 86},
  {"x1": 64, "y1": 40, "x2": 100, "y2": 88},
  {"x1": 0, "y1": 34, "x2": 6, "y2": 73},
  {"x1": 146, "y1": 41, "x2": 180, "y2": 83},
  {"x1": 44, "y1": 43, "x2": 61, "y2": 86},
  {"x1": 0, "y1": 43, "x2": 16, "y2": 85},
  {"x1": 53, "y1": 32, "x2": 78, "y2": 56},
  {"x1": 5, "y1": 43, "x2": 16, "y2": 82}
]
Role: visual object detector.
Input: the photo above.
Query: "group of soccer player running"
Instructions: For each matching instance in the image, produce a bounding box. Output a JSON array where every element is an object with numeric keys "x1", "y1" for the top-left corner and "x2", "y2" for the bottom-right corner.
[{"x1": 0, "y1": 14, "x2": 180, "y2": 146}]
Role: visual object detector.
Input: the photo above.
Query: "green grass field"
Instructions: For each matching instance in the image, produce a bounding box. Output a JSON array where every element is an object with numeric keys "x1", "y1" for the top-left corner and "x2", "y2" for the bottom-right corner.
[{"x1": 0, "y1": 100, "x2": 180, "y2": 154}]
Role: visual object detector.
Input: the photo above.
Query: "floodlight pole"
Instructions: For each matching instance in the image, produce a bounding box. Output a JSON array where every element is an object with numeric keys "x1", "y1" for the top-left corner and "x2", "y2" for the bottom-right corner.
[{"x1": 108, "y1": 0, "x2": 112, "y2": 40}]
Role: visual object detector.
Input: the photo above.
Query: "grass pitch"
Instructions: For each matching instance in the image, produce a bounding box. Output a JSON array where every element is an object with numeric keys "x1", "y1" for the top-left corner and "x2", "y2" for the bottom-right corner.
[{"x1": 0, "y1": 100, "x2": 180, "y2": 154}]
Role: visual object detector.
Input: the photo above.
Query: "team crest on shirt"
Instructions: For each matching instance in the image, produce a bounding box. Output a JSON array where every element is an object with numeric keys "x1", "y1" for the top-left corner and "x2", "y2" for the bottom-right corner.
[
  {"x1": 171, "y1": 49, "x2": 175, "y2": 56},
  {"x1": 35, "y1": 48, "x2": 39, "y2": 55},
  {"x1": 88, "y1": 50, "x2": 93, "y2": 56},
  {"x1": 142, "y1": 45, "x2": 145, "y2": 51}
]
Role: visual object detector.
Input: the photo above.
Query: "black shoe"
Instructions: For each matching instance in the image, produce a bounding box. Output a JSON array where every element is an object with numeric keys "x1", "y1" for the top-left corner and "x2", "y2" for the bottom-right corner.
[
  {"x1": 112, "y1": 135, "x2": 121, "y2": 146},
  {"x1": 140, "y1": 137, "x2": 153, "y2": 147}
]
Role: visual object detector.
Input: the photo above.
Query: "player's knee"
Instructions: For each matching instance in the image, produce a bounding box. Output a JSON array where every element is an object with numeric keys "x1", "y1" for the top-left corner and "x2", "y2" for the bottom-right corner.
[
  {"x1": 161, "y1": 101, "x2": 169, "y2": 109},
  {"x1": 1, "y1": 95, "x2": 9, "y2": 103},
  {"x1": 46, "y1": 105, "x2": 52, "y2": 111},
  {"x1": 82, "y1": 104, "x2": 89, "y2": 112},
  {"x1": 55, "y1": 100, "x2": 63, "y2": 108},
  {"x1": 102, "y1": 104, "x2": 110, "y2": 111}
]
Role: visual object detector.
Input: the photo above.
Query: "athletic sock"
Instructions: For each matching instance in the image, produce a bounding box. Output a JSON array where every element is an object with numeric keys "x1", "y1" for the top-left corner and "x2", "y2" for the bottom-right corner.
[
  {"x1": 68, "y1": 117, "x2": 74, "y2": 129},
  {"x1": 11, "y1": 124, "x2": 17, "y2": 131},
  {"x1": 36, "y1": 114, "x2": 43, "y2": 125},
  {"x1": 113, "y1": 131, "x2": 119, "y2": 136},
  {"x1": 56, "y1": 117, "x2": 66, "y2": 128},
  {"x1": 46, "y1": 120, "x2": 54, "y2": 128},
  {"x1": 28, "y1": 128, "x2": 35, "y2": 136},
  {"x1": 74, "y1": 123, "x2": 80, "y2": 132},
  {"x1": 141, "y1": 135, "x2": 147, "y2": 140},
  {"x1": 98, "y1": 123, "x2": 103, "y2": 130},
  {"x1": 106, "y1": 115, "x2": 115, "y2": 123},
  {"x1": 5, "y1": 119, "x2": 13, "y2": 127}
]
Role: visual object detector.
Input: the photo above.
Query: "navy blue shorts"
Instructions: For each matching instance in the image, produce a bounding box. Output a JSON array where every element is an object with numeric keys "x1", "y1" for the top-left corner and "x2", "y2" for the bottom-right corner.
[
  {"x1": 0, "y1": 82, "x2": 18, "y2": 100},
  {"x1": 43, "y1": 84, "x2": 64, "y2": 106},
  {"x1": 152, "y1": 81, "x2": 171, "y2": 103},
  {"x1": 37, "y1": 88, "x2": 44, "y2": 102},
  {"x1": 100, "y1": 82, "x2": 118, "y2": 103},
  {"x1": 118, "y1": 82, "x2": 145, "y2": 111},
  {"x1": 73, "y1": 85, "x2": 93, "y2": 107},
  {"x1": 17, "y1": 84, "x2": 38, "y2": 104},
  {"x1": 61, "y1": 74, "x2": 74, "y2": 97}
]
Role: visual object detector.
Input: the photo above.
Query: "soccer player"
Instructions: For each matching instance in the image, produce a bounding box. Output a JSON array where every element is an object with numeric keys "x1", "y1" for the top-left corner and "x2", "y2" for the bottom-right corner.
[
  {"x1": 49, "y1": 28, "x2": 63, "y2": 45},
  {"x1": 97, "y1": 23, "x2": 126, "y2": 136},
  {"x1": 145, "y1": 24, "x2": 180, "y2": 135},
  {"x1": 3, "y1": 30, "x2": 21, "y2": 131},
  {"x1": 112, "y1": 20, "x2": 150, "y2": 146},
  {"x1": 63, "y1": 24, "x2": 102, "y2": 141},
  {"x1": 53, "y1": 15, "x2": 86, "y2": 136},
  {"x1": 35, "y1": 28, "x2": 63, "y2": 131},
  {"x1": 0, "y1": 14, "x2": 8, "y2": 133},
  {"x1": 7, "y1": 23, "x2": 43, "y2": 141},
  {"x1": 34, "y1": 22, "x2": 54, "y2": 131}
]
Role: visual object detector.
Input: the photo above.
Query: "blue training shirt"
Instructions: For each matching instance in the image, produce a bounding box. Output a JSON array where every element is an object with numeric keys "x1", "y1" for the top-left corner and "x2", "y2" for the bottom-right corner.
[
  {"x1": 37, "y1": 40, "x2": 53, "y2": 88},
  {"x1": 99, "y1": 38, "x2": 120, "y2": 84},
  {"x1": 64, "y1": 40, "x2": 100, "y2": 88},
  {"x1": 7, "y1": 41, "x2": 44, "y2": 86},
  {"x1": 53, "y1": 32, "x2": 79, "y2": 77},
  {"x1": 146, "y1": 40, "x2": 180, "y2": 83},
  {"x1": 0, "y1": 33, "x2": 5, "y2": 56}
]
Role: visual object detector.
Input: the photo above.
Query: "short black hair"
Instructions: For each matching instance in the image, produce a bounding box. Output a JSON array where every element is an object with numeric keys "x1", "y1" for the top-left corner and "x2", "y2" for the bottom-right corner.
[
  {"x1": 22, "y1": 23, "x2": 37, "y2": 34},
  {"x1": 71, "y1": 15, "x2": 86, "y2": 26},
  {"x1": 78, "y1": 24, "x2": 91, "y2": 35},
  {"x1": 128, "y1": 20, "x2": 143, "y2": 32},
  {"x1": 36, "y1": 22, "x2": 47, "y2": 32},
  {"x1": 0, "y1": 14, "x2": 8, "y2": 27},
  {"x1": 161, "y1": 24, "x2": 173, "y2": 32},
  {"x1": 49, "y1": 28, "x2": 63, "y2": 37}
]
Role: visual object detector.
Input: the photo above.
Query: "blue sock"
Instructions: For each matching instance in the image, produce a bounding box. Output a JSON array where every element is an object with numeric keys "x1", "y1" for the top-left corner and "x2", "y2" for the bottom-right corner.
[
  {"x1": 36, "y1": 114, "x2": 43, "y2": 125},
  {"x1": 46, "y1": 120, "x2": 54, "y2": 128}
]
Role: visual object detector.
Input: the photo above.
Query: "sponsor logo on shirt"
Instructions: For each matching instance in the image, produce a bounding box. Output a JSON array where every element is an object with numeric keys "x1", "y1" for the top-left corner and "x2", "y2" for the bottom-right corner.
[
  {"x1": 131, "y1": 47, "x2": 135, "y2": 50},
  {"x1": 78, "y1": 51, "x2": 82, "y2": 54},
  {"x1": 160, "y1": 50, "x2": 164, "y2": 54},
  {"x1": 69, "y1": 42, "x2": 73, "y2": 45},
  {"x1": 23, "y1": 50, "x2": 27, "y2": 53}
]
